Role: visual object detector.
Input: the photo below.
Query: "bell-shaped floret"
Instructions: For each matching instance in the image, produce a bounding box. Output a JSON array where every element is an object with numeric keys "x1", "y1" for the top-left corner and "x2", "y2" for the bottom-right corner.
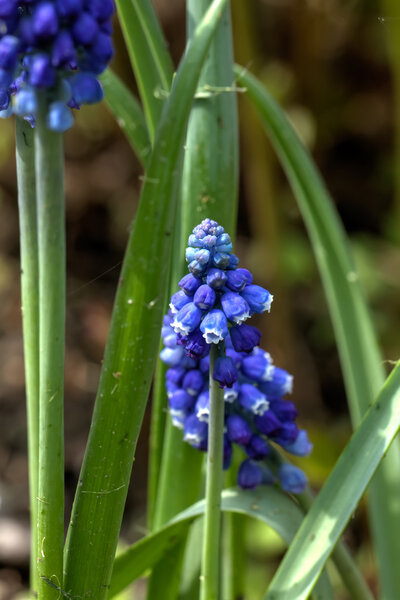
[
  {"x1": 200, "y1": 309, "x2": 228, "y2": 344},
  {"x1": 241, "y1": 284, "x2": 273, "y2": 314},
  {"x1": 229, "y1": 323, "x2": 261, "y2": 353},
  {"x1": 279, "y1": 464, "x2": 307, "y2": 494},
  {"x1": 237, "y1": 459, "x2": 263, "y2": 489},
  {"x1": 212, "y1": 356, "x2": 238, "y2": 388},
  {"x1": 226, "y1": 414, "x2": 252, "y2": 445},
  {"x1": 239, "y1": 383, "x2": 269, "y2": 415},
  {"x1": 172, "y1": 303, "x2": 203, "y2": 337}
]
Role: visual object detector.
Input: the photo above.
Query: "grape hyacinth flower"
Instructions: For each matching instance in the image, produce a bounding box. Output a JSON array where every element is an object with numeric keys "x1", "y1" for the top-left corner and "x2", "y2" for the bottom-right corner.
[
  {"x1": 160, "y1": 220, "x2": 312, "y2": 492},
  {"x1": 0, "y1": 0, "x2": 115, "y2": 131}
]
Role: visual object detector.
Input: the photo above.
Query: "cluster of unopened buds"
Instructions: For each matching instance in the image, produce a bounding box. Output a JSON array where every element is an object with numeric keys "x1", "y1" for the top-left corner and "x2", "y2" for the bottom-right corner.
[
  {"x1": 160, "y1": 219, "x2": 312, "y2": 492},
  {"x1": 0, "y1": 0, "x2": 115, "y2": 131}
]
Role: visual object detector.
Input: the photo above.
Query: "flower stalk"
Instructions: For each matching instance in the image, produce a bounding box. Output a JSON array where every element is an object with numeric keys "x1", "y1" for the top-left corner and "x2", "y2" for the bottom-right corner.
[
  {"x1": 16, "y1": 117, "x2": 39, "y2": 594},
  {"x1": 200, "y1": 343, "x2": 225, "y2": 600},
  {"x1": 35, "y1": 96, "x2": 65, "y2": 599}
]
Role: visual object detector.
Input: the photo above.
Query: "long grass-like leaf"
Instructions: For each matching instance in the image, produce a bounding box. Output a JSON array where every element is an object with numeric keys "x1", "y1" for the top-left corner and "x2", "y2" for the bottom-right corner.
[
  {"x1": 62, "y1": 2, "x2": 230, "y2": 598},
  {"x1": 109, "y1": 487, "x2": 333, "y2": 599},
  {"x1": 148, "y1": 2, "x2": 239, "y2": 596},
  {"x1": 115, "y1": 0, "x2": 174, "y2": 140},
  {"x1": 153, "y1": 0, "x2": 239, "y2": 530},
  {"x1": 265, "y1": 362, "x2": 400, "y2": 600},
  {"x1": 100, "y1": 70, "x2": 151, "y2": 167},
  {"x1": 235, "y1": 65, "x2": 400, "y2": 598}
]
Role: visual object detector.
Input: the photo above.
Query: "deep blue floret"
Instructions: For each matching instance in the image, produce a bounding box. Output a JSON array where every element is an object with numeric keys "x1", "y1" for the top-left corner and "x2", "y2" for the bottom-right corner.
[
  {"x1": 194, "y1": 284, "x2": 216, "y2": 310},
  {"x1": 213, "y1": 356, "x2": 238, "y2": 388},
  {"x1": 179, "y1": 273, "x2": 202, "y2": 296},
  {"x1": 68, "y1": 73, "x2": 104, "y2": 104},
  {"x1": 230, "y1": 323, "x2": 261, "y2": 353},
  {"x1": 169, "y1": 389, "x2": 196, "y2": 415},
  {"x1": 241, "y1": 350, "x2": 273, "y2": 382},
  {"x1": 172, "y1": 303, "x2": 204, "y2": 337},
  {"x1": 237, "y1": 460, "x2": 263, "y2": 489},
  {"x1": 182, "y1": 369, "x2": 204, "y2": 396},
  {"x1": 170, "y1": 290, "x2": 192, "y2": 314},
  {"x1": 279, "y1": 464, "x2": 308, "y2": 494},
  {"x1": 180, "y1": 329, "x2": 210, "y2": 360},
  {"x1": 195, "y1": 391, "x2": 210, "y2": 422},
  {"x1": 226, "y1": 414, "x2": 252, "y2": 446},
  {"x1": 0, "y1": 88, "x2": 9, "y2": 110},
  {"x1": 238, "y1": 383, "x2": 269, "y2": 415},
  {"x1": 245, "y1": 434, "x2": 270, "y2": 460},
  {"x1": 184, "y1": 414, "x2": 208, "y2": 450},
  {"x1": 32, "y1": 2, "x2": 59, "y2": 40}
]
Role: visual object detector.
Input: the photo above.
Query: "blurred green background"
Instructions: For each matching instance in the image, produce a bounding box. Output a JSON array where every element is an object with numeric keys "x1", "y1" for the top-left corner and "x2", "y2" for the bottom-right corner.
[{"x1": 0, "y1": 1, "x2": 399, "y2": 598}]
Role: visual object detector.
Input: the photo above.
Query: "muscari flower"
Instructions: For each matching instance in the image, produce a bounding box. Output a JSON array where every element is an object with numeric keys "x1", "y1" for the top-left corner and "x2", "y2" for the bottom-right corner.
[
  {"x1": 0, "y1": 0, "x2": 115, "y2": 131},
  {"x1": 159, "y1": 220, "x2": 311, "y2": 492}
]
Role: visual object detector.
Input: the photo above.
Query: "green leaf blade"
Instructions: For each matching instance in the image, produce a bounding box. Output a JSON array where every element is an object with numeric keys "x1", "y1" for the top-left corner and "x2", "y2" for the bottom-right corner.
[
  {"x1": 235, "y1": 65, "x2": 400, "y2": 598},
  {"x1": 234, "y1": 66, "x2": 384, "y2": 418},
  {"x1": 265, "y1": 363, "x2": 400, "y2": 600},
  {"x1": 115, "y1": 0, "x2": 174, "y2": 139},
  {"x1": 110, "y1": 487, "x2": 334, "y2": 599},
  {"x1": 63, "y1": 2, "x2": 230, "y2": 598},
  {"x1": 147, "y1": 2, "x2": 239, "y2": 596},
  {"x1": 100, "y1": 69, "x2": 151, "y2": 166}
]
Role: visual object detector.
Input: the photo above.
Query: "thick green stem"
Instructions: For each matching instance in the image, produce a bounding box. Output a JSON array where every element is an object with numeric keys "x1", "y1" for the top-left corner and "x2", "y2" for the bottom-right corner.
[
  {"x1": 35, "y1": 104, "x2": 65, "y2": 600},
  {"x1": 200, "y1": 344, "x2": 225, "y2": 600},
  {"x1": 16, "y1": 118, "x2": 40, "y2": 595}
]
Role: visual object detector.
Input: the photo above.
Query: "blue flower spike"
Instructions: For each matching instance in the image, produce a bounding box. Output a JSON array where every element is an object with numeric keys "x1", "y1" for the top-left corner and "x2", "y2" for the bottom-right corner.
[
  {"x1": 160, "y1": 219, "x2": 310, "y2": 493},
  {"x1": 0, "y1": 0, "x2": 115, "y2": 130}
]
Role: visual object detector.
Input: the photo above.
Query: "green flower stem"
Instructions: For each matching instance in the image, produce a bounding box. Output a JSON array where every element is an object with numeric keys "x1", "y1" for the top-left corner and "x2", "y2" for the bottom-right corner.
[
  {"x1": 16, "y1": 118, "x2": 39, "y2": 595},
  {"x1": 200, "y1": 344, "x2": 225, "y2": 600},
  {"x1": 35, "y1": 101, "x2": 65, "y2": 600}
]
